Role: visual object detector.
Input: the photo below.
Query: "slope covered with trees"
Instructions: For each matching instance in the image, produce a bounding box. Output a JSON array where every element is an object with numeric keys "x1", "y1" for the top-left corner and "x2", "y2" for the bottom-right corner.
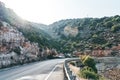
[
  {"x1": 1, "y1": 1, "x2": 120, "y2": 56},
  {"x1": 48, "y1": 15, "x2": 120, "y2": 53}
]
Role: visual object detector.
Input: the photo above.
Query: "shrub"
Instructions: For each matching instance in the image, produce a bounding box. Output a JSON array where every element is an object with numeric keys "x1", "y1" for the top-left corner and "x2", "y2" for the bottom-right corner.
[
  {"x1": 81, "y1": 55, "x2": 97, "y2": 73},
  {"x1": 104, "y1": 21, "x2": 113, "y2": 28},
  {"x1": 111, "y1": 24, "x2": 120, "y2": 32},
  {"x1": 80, "y1": 55, "x2": 87, "y2": 62},
  {"x1": 13, "y1": 46, "x2": 21, "y2": 55},
  {"x1": 92, "y1": 37, "x2": 107, "y2": 44},
  {"x1": 79, "y1": 67, "x2": 99, "y2": 80},
  {"x1": 69, "y1": 61, "x2": 76, "y2": 66}
]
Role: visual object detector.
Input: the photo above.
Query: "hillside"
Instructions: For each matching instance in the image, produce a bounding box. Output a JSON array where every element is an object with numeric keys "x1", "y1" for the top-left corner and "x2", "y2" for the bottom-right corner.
[
  {"x1": 0, "y1": 1, "x2": 60, "y2": 68},
  {"x1": 48, "y1": 16, "x2": 120, "y2": 54},
  {"x1": 0, "y1": 1, "x2": 120, "y2": 57},
  {"x1": 0, "y1": 1, "x2": 59, "y2": 49},
  {"x1": 0, "y1": 20, "x2": 41, "y2": 67}
]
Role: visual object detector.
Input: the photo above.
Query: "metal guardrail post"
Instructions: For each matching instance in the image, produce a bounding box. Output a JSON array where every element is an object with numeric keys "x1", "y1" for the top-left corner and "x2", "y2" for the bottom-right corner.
[
  {"x1": 68, "y1": 70, "x2": 72, "y2": 75},
  {"x1": 63, "y1": 58, "x2": 80, "y2": 80},
  {"x1": 72, "y1": 76, "x2": 76, "y2": 80}
]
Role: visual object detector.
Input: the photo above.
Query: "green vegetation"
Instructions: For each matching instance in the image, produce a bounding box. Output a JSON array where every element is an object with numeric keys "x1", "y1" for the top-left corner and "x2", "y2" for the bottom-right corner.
[
  {"x1": 80, "y1": 55, "x2": 97, "y2": 73},
  {"x1": 0, "y1": 3, "x2": 120, "y2": 54},
  {"x1": 111, "y1": 24, "x2": 120, "y2": 32},
  {"x1": 49, "y1": 15, "x2": 120, "y2": 53},
  {"x1": 79, "y1": 67, "x2": 99, "y2": 80},
  {"x1": 79, "y1": 55, "x2": 99, "y2": 79},
  {"x1": 18, "y1": 27, "x2": 60, "y2": 49},
  {"x1": 12, "y1": 46, "x2": 21, "y2": 55},
  {"x1": 69, "y1": 61, "x2": 76, "y2": 66}
]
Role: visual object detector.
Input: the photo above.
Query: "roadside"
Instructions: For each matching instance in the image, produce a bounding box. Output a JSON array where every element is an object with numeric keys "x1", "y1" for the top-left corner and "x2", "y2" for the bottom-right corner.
[
  {"x1": 46, "y1": 63, "x2": 64, "y2": 80},
  {"x1": 69, "y1": 64, "x2": 87, "y2": 80}
]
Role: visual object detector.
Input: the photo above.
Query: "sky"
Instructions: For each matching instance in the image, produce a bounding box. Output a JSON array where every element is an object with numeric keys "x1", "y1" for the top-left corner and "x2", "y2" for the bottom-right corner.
[{"x1": 0, "y1": 0, "x2": 120, "y2": 24}]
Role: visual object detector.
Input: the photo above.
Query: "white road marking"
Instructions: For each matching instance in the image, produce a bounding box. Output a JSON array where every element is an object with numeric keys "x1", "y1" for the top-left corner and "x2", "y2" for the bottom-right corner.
[
  {"x1": 15, "y1": 74, "x2": 47, "y2": 80},
  {"x1": 15, "y1": 65, "x2": 59, "y2": 80},
  {"x1": 44, "y1": 65, "x2": 58, "y2": 80}
]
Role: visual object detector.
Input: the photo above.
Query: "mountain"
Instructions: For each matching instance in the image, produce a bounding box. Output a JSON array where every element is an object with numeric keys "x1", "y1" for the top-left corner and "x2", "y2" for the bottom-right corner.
[
  {"x1": 48, "y1": 16, "x2": 120, "y2": 53},
  {"x1": 0, "y1": 19, "x2": 42, "y2": 67},
  {"x1": 0, "y1": 1, "x2": 61, "y2": 68},
  {"x1": 0, "y1": 1, "x2": 59, "y2": 49},
  {"x1": 0, "y1": 1, "x2": 120, "y2": 57}
]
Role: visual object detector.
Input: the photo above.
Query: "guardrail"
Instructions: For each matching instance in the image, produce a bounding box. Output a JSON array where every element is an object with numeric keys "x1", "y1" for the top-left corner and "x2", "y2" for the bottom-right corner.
[
  {"x1": 64, "y1": 57, "x2": 120, "y2": 80},
  {"x1": 63, "y1": 58, "x2": 80, "y2": 80}
]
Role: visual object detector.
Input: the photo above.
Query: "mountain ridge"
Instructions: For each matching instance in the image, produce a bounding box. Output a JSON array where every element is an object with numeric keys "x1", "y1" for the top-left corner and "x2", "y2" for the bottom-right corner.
[{"x1": 0, "y1": 1, "x2": 120, "y2": 57}]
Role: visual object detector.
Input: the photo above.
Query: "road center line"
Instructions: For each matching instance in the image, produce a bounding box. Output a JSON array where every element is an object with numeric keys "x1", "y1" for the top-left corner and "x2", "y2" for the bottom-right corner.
[{"x1": 44, "y1": 64, "x2": 58, "y2": 80}]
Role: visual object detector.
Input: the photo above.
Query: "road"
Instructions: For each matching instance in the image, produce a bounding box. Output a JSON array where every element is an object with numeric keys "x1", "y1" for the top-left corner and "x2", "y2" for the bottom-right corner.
[{"x1": 0, "y1": 59, "x2": 66, "y2": 80}]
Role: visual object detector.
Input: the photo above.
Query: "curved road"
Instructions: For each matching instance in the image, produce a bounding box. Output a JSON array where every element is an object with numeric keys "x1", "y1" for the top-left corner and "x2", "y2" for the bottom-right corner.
[{"x1": 0, "y1": 59, "x2": 66, "y2": 80}]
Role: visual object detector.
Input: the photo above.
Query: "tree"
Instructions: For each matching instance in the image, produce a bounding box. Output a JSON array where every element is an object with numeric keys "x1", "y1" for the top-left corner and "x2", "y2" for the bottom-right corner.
[
  {"x1": 13, "y1": 46, "x2": 21, "y2": 55},
  {"x1": 92, "y1": 36, "x2": 107, "y2": 45},
  {"x1": 104, "y1": 21, "x2": 113, "y2": 28},
  {"x1": 111, "y1": 24, "x2": 120, "y2": 32}
]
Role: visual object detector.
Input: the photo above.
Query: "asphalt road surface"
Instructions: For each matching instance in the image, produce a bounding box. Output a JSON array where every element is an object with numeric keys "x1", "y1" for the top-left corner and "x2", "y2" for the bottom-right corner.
[{"x1": 0, "y1": 59, "x2": 66, "y2": 80}]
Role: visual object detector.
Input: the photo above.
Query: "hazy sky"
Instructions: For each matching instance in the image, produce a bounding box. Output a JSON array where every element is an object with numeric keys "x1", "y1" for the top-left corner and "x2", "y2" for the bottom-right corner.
[{"x1": 1, "y1": 0, "x2": 120, "y2": 24}]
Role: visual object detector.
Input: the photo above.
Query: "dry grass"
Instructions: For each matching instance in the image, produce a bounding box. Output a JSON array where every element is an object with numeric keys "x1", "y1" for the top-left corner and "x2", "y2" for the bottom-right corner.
[{"x1": 104, "y1": 68, "x2": 120, "y2": 80}]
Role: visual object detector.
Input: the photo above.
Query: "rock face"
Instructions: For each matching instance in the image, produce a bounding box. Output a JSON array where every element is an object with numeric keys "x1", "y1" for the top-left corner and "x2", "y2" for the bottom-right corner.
[
  {"x1": 104, "y1": 68, "x2": 120, "y2": 80},
  {"x1": 0, "y1": 20, "x2": 40, "y2": 68},
  {"x1": 0, "y1": 22, "x2": 24, "y2": 43},
  {"x1": 64, "y1": 26, "x2": 78, "y2": 37}
]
